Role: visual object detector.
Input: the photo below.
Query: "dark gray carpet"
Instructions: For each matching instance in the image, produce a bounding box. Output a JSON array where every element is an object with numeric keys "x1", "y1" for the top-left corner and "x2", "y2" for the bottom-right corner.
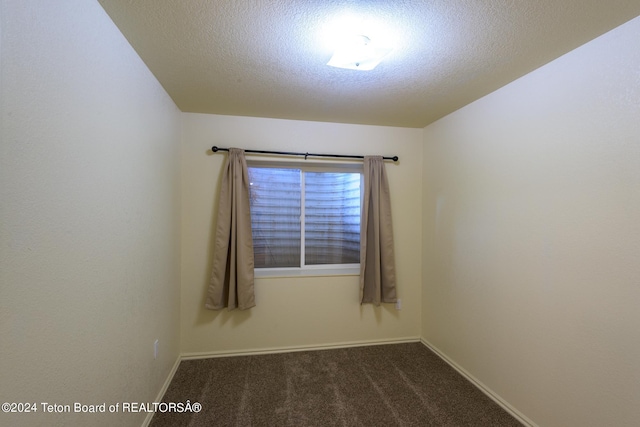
[{"x1": 150, "y1": 342, "x2": 522, "y2": 426}]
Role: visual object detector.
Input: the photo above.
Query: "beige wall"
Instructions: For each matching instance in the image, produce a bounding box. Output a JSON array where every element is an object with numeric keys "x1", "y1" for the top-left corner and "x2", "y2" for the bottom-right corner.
[
  {"x1": 0, "y1": 1, "x2": 181, "y2": 426},
  {"x1": 422, "y1": 16, "x2": 640, "y2": 427},
  {"x1": 181, "y1": 113, "x2": 422, "y2": 354}
]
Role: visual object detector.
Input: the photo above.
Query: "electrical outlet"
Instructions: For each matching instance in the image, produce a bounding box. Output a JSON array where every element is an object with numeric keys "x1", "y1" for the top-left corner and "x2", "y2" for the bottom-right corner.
[
  {"x1": 154, "y1": 339, "x2": 159, "y2": 359},
  {"x1": 395, "y1": 299, "x2": 402, "y2": 310}
]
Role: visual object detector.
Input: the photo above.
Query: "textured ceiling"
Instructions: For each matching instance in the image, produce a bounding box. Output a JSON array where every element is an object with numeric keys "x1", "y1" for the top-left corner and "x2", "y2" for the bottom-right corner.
[{"x1": 98, "y1": 1, "x2": 640, "y2": 128}]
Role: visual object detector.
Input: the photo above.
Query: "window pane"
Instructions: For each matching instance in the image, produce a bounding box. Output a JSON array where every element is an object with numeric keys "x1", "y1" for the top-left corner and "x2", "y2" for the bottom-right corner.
[
  {"x1": 304, "y1": 172, "x2": 361, "y2": 265},
  {"x1": 248, "y1": 168, "x2": 301, "y2": 268}
]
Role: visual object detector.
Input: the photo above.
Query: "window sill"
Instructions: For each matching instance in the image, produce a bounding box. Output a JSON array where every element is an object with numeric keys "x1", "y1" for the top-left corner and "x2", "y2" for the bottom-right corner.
[{"x1": 255, "y1": 264, "x2": 360, "y2": 278}]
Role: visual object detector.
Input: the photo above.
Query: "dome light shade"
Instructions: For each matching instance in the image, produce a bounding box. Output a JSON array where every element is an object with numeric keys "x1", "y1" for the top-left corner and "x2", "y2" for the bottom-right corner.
[{"x1": 327, "y1": 35, "x2": 392, "y2": 71}]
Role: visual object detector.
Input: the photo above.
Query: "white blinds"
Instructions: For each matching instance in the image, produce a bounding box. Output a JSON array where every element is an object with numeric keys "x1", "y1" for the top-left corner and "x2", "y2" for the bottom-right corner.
[
  {"x1": 248, "y1": 166, "x2": 361, "y2": 269},
  {"x1": 304, "y1": 172, "x2": 360, "y2": 265},
  {"x1": 249, "y1": 167, "x2": 301, "y2": 268}
]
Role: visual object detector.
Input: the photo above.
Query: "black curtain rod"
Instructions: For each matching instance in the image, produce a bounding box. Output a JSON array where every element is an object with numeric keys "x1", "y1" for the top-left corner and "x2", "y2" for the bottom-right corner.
[{"x1": 211, "y1": 146, "x2": 398, "y2": 162}]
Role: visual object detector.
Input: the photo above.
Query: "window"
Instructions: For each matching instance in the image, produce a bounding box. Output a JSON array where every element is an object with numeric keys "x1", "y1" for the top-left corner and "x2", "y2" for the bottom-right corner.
[{"x1": 248, "y1": 162, "x2": 362, "y2": 277}]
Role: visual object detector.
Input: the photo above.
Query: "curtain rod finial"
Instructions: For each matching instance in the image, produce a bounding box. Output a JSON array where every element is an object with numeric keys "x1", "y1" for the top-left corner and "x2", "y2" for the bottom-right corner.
[
  {"x1": 212, "y1": 146, "x2": 219, "y2": 152},
  {"x1": 392, "y1": 156, "x2": 399, "y2": 162}
]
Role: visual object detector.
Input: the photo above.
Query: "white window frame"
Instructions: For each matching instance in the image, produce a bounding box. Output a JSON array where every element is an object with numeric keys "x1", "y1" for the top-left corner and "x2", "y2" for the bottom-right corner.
[{"x1": 247, "y1": 160, "x2": 363, "y2": 278}]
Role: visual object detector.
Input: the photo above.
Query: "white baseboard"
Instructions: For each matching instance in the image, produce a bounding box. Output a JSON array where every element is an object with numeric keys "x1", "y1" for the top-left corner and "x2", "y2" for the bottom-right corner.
[
  {"x1": 420, "y1": 338, "x2": 537, "y2": 427},
  {"x1": 141, "y1": 355, "x2": 182, "y2": 427},
  {"x1": 181, "y1": 336, "x2": 421, "y2": 360}
]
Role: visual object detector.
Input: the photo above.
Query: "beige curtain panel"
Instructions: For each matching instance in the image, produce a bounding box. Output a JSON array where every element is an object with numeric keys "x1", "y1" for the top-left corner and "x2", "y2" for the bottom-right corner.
[
  {"x1": 360, "y1": 156, "x2": 397, "y2": 305},
  {"x1": 205, "y1": 148, "x2": 256, "y2": 310}
]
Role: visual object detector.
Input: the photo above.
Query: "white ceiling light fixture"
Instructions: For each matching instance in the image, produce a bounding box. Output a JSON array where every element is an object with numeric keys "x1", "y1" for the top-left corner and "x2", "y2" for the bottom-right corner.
[{"x1": 327, "y1": 34, "x2": 393, "y2": 71}]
